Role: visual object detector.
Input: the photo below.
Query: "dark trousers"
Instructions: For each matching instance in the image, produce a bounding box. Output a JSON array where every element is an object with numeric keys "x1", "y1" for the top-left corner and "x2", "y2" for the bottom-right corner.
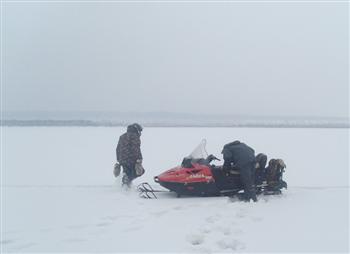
[
  {"x1": 239, "y1": 162, "x2": 257, "y2": 201},
  {"x1": 121, "y1": 164, "x2": 137, "y2": 183}
]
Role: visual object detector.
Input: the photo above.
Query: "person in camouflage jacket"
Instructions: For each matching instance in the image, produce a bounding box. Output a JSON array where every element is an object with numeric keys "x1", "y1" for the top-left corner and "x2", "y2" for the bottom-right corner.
[{"x1": 116, "y1": 123, "x2": 143, "y2": 186}]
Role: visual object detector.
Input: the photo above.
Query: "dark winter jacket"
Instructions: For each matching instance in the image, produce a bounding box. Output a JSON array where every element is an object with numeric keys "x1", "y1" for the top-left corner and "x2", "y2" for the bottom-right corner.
[
  {"x1": 116, "y1": 132, "x2": 142, "y2": 166},
  {"x1": 222, "y1": 141, "x2": 255, "y2": 169}
]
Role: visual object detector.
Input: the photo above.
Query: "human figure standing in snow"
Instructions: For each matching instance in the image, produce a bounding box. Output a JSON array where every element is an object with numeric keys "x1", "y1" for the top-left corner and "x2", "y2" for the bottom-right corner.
[
  {"x1": 116, "y1": 123, "x2": 144, "y2": 187},
  {"x1": 222, "y1": 140, "x2": 257, "y2": 202}
]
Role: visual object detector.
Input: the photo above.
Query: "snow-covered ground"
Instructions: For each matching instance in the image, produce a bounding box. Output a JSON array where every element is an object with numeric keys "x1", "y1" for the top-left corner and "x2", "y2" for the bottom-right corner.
[{"x1": 1, "y1": 127, "x2": 349, "y2": 253}]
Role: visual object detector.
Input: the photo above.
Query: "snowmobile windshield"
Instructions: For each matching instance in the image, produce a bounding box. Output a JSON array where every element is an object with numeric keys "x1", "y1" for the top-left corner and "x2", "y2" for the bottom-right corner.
[
  {"x1": 187, "y1": 139, "x2": 208, "y2": 159},
  {"x1": 181, "y1": 139, "x2": 210, "y2": 168}
]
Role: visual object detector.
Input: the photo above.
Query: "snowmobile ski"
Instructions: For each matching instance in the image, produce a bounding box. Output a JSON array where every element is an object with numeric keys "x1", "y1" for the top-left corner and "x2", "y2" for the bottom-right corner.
[{"x1": 137, "y1": 182, "x2": 170, "y2": 199}]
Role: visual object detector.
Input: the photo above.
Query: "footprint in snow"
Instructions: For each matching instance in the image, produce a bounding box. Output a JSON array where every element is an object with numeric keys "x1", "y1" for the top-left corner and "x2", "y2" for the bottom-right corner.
[
  {"x1": 186, "y1": 233, "x2": 205, "y2": 246},
  {"x1": 216, "y1": 225, "x2": 231, "y2": 236},
  {"x1": 216, "y1": 238, "x2": 245, "y2": 251},
  {"x1": 205, "y1": 214, "x2": 221, "y2": 224},
  {"x1": 199, "y1": 225, "x2": 212, "y2": 234},
  {"x1": 203, "y1": 215, "x2": 234, "y2": 236}
]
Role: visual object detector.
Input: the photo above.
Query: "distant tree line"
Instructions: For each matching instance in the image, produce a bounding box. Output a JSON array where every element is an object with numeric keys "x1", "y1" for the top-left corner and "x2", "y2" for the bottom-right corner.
[{"x1": 1, "y1": 119, "x2": 349, "y2": 128}]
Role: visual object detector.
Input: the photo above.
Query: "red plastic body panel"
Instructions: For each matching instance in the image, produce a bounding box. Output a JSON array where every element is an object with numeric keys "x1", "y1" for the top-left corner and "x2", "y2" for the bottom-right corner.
[{"x1": 157, "y1": 163, "x2": 215, "y2": 184}]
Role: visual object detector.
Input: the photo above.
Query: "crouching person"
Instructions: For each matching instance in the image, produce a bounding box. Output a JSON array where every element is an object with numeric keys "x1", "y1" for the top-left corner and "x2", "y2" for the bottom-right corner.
[
  {"x1": 116, "y1": 123, "x2": 145, "y2": 187},
  {"x1": 222, "y1": 140, "x2": 257, "y2": 202}
]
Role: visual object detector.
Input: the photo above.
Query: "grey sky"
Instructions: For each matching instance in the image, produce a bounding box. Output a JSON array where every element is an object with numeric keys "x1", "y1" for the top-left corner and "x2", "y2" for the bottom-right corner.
[{"x1": 3, "y1": 2, "x2": 349, "y2": 118}]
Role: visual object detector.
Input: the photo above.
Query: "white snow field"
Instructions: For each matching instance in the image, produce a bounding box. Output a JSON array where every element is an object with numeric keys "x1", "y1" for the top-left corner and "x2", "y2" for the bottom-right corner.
[{"x1": 2, "y1": 127, "x2": 349, "y2": 253}]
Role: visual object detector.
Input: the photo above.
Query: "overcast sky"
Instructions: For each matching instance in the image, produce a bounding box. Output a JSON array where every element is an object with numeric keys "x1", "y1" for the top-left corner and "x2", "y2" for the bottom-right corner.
[{"x1": 3, "y1": 1, "x2": 349, "y2": 118}]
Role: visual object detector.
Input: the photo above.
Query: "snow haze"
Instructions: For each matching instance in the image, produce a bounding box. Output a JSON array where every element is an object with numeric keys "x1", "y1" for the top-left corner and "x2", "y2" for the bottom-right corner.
[{"x1": 3, "y1": 1, "x2": 349, "y2": 118}]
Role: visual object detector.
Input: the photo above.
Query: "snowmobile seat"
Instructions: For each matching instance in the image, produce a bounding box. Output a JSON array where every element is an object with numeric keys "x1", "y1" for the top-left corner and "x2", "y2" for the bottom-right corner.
[{"x1": 210, "y1": 166, "x2": 243, "y2": 191}]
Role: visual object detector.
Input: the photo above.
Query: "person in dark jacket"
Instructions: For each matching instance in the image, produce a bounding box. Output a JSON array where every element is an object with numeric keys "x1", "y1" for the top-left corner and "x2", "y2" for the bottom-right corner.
[
  {"x1": 116, "y1": 123, "x2": 143, "y2": 186},
  {"x1": 222, "y1": 140, "x2": 257, "y2": 202}
]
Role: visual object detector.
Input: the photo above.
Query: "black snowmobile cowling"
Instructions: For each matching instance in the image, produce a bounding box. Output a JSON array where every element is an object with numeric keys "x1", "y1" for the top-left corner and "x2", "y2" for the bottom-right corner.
[{"x1": 152, "y1": 140, "x2": 287, "y2": 197}]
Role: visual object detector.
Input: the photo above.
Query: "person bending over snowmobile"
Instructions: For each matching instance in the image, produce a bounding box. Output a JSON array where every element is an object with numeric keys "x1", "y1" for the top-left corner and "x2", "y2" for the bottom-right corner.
[
  {"x1": 222, "y1": 140, "x2": 257, "y2": 202},
  {"x1": 116, "y1": 123, "x2": 144, "y2": 187}
]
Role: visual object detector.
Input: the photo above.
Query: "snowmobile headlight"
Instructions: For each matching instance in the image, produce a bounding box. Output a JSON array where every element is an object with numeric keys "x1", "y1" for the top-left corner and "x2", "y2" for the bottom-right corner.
[{"x1": 154, "y1": 176, "x2": 159, "y2": 183}]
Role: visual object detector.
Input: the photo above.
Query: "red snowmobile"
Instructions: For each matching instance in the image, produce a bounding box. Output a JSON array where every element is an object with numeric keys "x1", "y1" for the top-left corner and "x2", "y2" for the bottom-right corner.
[{"x1": 138, "y1": 140, "x2": 287, "y2": 199}]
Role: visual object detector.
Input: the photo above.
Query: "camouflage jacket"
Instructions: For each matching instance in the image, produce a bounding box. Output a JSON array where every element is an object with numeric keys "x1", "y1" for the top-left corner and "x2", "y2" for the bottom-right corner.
[{"x1": 116, "y1": 132, "x2": 142, "y2": 166}]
